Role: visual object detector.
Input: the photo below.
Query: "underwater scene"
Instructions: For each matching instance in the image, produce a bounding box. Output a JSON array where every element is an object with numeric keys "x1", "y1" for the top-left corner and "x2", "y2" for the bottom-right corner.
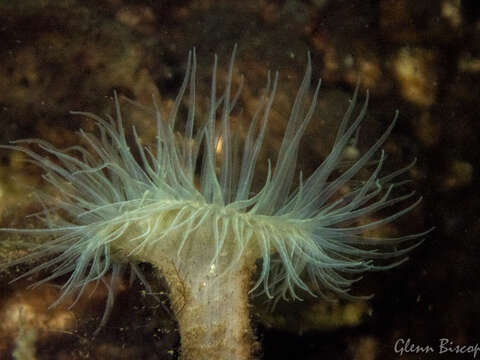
[{"x1": 0, "y1": 1, "x2": 478, "y2": 359}]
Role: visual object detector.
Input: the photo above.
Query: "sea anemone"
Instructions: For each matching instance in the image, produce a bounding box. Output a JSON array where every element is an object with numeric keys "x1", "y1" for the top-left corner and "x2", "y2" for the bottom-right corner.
[{"x1": 1, "y1": 47, "x2": 429, "y2": 359}]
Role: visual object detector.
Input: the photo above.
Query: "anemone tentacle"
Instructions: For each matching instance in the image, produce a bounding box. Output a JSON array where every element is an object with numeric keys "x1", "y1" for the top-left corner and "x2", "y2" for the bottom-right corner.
[{"x1": 0, "y1": 47, "x2": 429, "y2": 334}]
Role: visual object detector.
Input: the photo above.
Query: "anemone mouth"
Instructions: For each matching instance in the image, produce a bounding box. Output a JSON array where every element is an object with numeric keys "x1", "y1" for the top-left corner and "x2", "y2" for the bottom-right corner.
[{"x1": 0, "y1": 46, "x2": 430, "y2": 333}]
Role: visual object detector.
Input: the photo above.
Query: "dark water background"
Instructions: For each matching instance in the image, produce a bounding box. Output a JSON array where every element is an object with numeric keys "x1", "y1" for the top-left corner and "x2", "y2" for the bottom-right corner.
[{"x1": 0, "y1": 1, "x2": 478, "y2": 359}]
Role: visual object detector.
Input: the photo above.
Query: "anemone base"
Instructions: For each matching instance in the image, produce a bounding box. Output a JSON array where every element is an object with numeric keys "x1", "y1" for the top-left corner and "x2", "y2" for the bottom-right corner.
[{"x1": 156, "y1": 251, "x2": 258, "y2": 360}]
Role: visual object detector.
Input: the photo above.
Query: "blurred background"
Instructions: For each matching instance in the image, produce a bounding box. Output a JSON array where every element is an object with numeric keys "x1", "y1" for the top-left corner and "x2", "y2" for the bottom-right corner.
[{"x1": 0, "y1": 0, "x2": 478, "y2": 359}]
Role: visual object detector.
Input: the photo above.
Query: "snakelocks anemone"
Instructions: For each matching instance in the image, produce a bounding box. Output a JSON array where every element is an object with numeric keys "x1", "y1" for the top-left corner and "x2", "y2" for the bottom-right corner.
[{"x1": 1, "y1": 46, "x2": 430, "y2": 359}]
